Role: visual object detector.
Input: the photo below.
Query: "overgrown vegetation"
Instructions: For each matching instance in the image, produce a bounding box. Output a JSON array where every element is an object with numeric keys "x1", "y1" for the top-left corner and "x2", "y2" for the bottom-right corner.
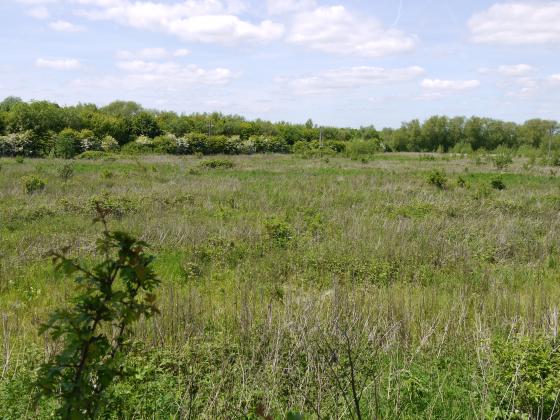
[{"x1": 2, "y1": 153, "x2": 560, "y2": 418}]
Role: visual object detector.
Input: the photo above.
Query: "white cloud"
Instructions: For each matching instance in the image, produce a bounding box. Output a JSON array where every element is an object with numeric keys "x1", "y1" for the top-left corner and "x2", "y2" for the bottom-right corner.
[
  {"x1": 421, "y1": 79, "x2": 480, "y2": 92},
  {"x1": 76, "y1": 0, "x2": 284, "y2": 44},
  {"x1": 35, "y1": 58, "x2": 82, "y2": 70},
  {"x1": 267, "y1": 0, "x2": 316, "y2": 15},
  {"x1": 49, "y1": 20, "x2": 86, "y2": 32},
  {"x1": 287, "y1": 5, "x2": 416, "y2": 57},
  {"x1": 468, "y1": 2, "x2": 560, "y2": 44},
  {"x1": 71, "y1": 59, "x2": 234, "y2": 92},
  {"x1": 497, "y1": 64, "x2": 535, "y2": 76},
  {"x1": 114, "y1": 59, "x2": 235, "y2": 86},
  {"x1": 549, "y1": 74, "x2": 560, "y2": 82},
  {"x1": 284, "y1": 66, "x2": 424, "y2": 95},
  {"x1": 478, "y1": 64, "x2": 536, "y2": 76},
  {"x1": 116, "y1": 48, "x2": 190, "y2": 60},
  {"x1": 166, "y1": 15, "x2": 284, "y2": 44},
  {"x1": 27, "y1": 6, "x2": 50, "y2": 19}
]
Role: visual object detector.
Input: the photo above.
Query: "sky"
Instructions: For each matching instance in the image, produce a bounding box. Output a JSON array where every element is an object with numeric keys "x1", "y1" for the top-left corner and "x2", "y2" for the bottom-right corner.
[{"x1": 1, "y1": 0, "x2": 559, "y2": 128}]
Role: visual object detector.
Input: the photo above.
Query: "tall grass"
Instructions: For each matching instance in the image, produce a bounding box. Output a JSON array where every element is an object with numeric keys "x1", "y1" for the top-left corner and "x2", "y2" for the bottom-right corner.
[{"x1": 1, "y1": 154, "x2": 560, "y2": 418}]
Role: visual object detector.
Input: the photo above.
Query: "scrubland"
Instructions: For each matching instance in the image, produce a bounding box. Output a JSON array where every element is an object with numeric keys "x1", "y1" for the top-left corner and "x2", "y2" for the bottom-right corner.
[{"x1": 2, "y1": 153, "x2": 560, "y2": 418}]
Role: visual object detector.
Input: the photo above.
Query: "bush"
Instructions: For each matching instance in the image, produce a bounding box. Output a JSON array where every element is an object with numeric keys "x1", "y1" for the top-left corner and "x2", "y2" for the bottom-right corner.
[
  {"x1": 200, "y1": 159, "x2": 234, "y2": 169},
  {"x1": 77, "y1": 150, "x2": 108, "y2": 160},
  {"x1": 490, "y1": 176, "x2": 506, "y2": 190},
  {"x1": 489, "y1": 337, "x2": 560, "y2": 419},
  {"x1": 427, "y1": 170, "x2": 447, "y2": 189},
  {"x1": 54, "y1": 128, "x2": 81, "y2": 159},
  {"x1": 88, "y1": 192, "x2": 138, "y2": 218},
  {"x1": 101, "y1": 135, "x2": 120, "y2": 152},
  {"x1": 57, "y1": 163, "x2": 74, "y2": 182},
  {"x1": 79, "y1": 129, "x2": 101, "y2": 151},
  {"x1": 153, "y1": 134, "x2": 177, "y2": 154},
  {"x1": 456, "y1": 176, "x2": 468, "y2": 188},
  {"x1": 0, "y1": 130, "x2": 38, "y2": 156},
  {"x1": 22, "y1": 175, "x2": 46, "y2": 194},
  {"x1": 264, "y1": 217, "x2": 294, "y2": 248},
  {"x1": 35, "y1": 209, "x2": 160, "y2": 418},
  {"x1": 493, "y1": 153, "x2": 513, "y2": 170}
]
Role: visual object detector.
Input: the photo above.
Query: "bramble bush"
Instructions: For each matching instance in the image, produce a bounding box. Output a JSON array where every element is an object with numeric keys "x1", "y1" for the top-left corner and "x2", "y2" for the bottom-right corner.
[{"x1": 35, "y1": 205, "x2": 161, "y2": 419}]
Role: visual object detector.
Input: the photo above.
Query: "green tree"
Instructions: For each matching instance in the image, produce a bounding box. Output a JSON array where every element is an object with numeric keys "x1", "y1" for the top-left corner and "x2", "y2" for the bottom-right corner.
[
  {"x1": 55, "y1": 128, "x2": 81, "y2": 158},
  {"x1": 131, "y1": 112, "x2": 162, "y2": 138}
]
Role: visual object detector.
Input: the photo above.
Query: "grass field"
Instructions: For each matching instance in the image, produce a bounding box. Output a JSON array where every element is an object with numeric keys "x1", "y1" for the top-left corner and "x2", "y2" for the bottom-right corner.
[{"x1": 2, "y1": 153, "x2": 560, "y2": 418}]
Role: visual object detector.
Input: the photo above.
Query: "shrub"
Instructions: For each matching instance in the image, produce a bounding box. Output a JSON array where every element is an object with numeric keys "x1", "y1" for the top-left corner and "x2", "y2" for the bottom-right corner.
[
  {"x1": 57, "y1": 163, "x2": 74, "y2": 182},
  {"x1": 15, "y1": 155, "x2": 24, "y2": 164},
  {"x1": 101, "y1": 135, "x2": 120, "y2": 152},
  {"x1": 22, "y1": 175, "x2": 46, "y2": 194},
  {"x1": 264, "y1": 217, "x2": 294, "y2": 248},
  {"x1": 88, "y1": 192, "x2": 138, "y2": 218},
  {"x1": 77, "y1": 150, "x2": 108, "y2": 160},
  {"x1": 456, "y1": 176, "x2": 468, "y2": 188},
  {"x1": 0, "y1": 131, "x2": 38, "y2": 156},
  {"x1": 153, "y1": 134, "x2": 177, "y2": 154},
  {"x1": 79, "y1": 129, "x2": 101, "y2": 151},
  {"x1": 35, "y1": 207, "x2": 161, "y2": 418},
  {"x1": 427, "y1": 170, "x2": 447, "y2": 189},
  {"x1": 489, "y1": 337, "x2": 560, "y2": 419},
  {"x1": 493, "y1": 153, "x2": 513, "y2": 170},
  {"x1": 490, "y1": 176, "x2": 506, "y2": 190},
  {"x1": 200, "y1": 159, "x2": 234, "y2": 169},
  {"x1": 54, "y1": 128, "x2": 81, "y2": 159}
]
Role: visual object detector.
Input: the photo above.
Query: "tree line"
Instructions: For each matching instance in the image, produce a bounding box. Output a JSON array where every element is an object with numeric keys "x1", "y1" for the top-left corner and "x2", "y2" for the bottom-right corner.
[{"x1": 0, "y1": 96, "x2": 558, "y2": 157}]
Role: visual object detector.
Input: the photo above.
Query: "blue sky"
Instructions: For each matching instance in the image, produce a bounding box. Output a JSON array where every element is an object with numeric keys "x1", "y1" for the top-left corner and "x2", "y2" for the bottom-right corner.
[{"x1": 1, "y1": 0, "x2": 559, "y2": 127}]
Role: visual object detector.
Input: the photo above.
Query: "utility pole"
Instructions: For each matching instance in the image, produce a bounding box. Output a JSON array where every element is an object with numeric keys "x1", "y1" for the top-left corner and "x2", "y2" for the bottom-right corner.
[
  {"x1": 208, "y1": 122, "x2": 214, "y2": 137},
  {"x1": 319, "y1": 126, "x2": 324, "y2": 148}
]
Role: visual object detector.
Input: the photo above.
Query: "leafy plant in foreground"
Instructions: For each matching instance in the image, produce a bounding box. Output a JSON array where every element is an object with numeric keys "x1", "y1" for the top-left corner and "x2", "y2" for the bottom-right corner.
[{"x1": 35, "y1": 204, "x2": 161, "y2": 419}]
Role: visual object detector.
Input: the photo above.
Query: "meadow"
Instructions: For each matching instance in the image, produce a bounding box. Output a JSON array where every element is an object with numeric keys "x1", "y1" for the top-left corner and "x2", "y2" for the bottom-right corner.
[{"x1": 1, "y1": 152, "x2": 560, "y2": 418}]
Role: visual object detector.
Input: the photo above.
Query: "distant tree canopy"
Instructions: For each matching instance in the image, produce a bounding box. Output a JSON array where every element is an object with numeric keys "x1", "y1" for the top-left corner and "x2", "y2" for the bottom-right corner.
[{"x1": 0, "y1": 98, "x2": 558, "y2": 157}]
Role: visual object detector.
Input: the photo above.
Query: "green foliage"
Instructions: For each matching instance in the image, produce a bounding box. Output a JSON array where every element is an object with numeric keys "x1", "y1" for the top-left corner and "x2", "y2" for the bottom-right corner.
[
  {"x1": 489, "y1": 337, "x2": 560, "y2": 419},
  {"x1": 88, "y1": 192, "x2": 138, "y2": 218},
  {"x1": 152, "y1": 134, "x2": 177, "y2": 154},
  {"x1": 490, "y1": 176, "x2": 506, "y2": 190},
  {"x1": 200, "y1": 158, "x2": 234, "y2": 169},
  {"x1": 35, "y1": 207, "x2": 161, "y2": 419},
  {"x1": 493, "y1": 153, "x2": 513, "y2": 170},
  {"x1": 57, "y1": 163, "x2": 74, "y2": 182},
  {"x1": 456, "y1": 175, "x2": 468, "y2": 188},
  {"x1": 264, "y1": 217, "x2": 294, "y2": 247},
  {"x1": 55, "y1": 128, "x2": 81, "y2": 159},
  {"x1": 427, "y1": 170, "x2": 447, "y2": 189},
  {"x1": 100, "y1": 135, "x2": 119, "y2": 152},
  {"x1": 22, "y1": 175, "x2": 46, "y2": 194},
  {"x1": 77, "y1": 151, "x2": 109, "y2": 160}
]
